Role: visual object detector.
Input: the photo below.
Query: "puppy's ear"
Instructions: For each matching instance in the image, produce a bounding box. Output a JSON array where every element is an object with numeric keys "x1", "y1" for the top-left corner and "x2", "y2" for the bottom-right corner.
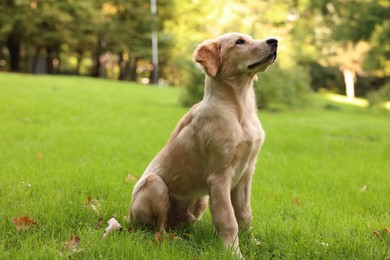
[{"x1": 193, "y1": 40, "x2": 221, "y2": 77}]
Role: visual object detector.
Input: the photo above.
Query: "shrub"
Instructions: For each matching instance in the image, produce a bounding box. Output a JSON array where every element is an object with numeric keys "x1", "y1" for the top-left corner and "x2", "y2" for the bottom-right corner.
[
  {"x1": 380, "y1": 82, "x2": 390, "y2": 100},
  {"x1": 179, "y1": 64, "x2": 205, "y2": 107},
  {"x1": 180, "y1": 64, "x2": 312, "y2": 109},
  {"x1": 355, "y1": 75, "x2": 386, "y2": 97},
  {"x1": 367, "y1": 82, "x2": 390, "y2": 108},
  {"x1": 254, "y1": 64, "x2": 312, "y2": 109},
  {"x1": 308, "y1": 62, "x2": 386, "y2": 98},
  {"x1": 309, "y1": 62, "x2": 344, "y2": 93}
]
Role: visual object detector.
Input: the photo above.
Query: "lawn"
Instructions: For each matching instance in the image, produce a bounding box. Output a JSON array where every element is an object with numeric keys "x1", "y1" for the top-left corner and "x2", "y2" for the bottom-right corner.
[{"x1": 0, "y1": 72, "x2": 389, "y2": 259}]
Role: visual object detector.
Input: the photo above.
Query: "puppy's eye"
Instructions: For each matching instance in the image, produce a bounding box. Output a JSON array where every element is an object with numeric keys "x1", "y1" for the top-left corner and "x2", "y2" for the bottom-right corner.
[{"x1": 235, "y1": 39, "x2": 245, "y2": 45}]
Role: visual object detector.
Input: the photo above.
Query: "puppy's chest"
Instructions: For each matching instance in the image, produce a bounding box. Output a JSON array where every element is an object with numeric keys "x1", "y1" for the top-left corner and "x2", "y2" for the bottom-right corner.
[
  {"x1": 234, "y1": 124, "x2": 263, "y2": 161},
  {"x1": 231, "y1": 122, "x2": 264, "y2": 185}
]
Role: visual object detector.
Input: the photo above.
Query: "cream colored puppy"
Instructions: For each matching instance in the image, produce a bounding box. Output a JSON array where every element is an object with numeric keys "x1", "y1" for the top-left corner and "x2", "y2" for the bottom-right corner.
[{"x1": 130, "y1": 32, "x2": 277, "y2": 257}]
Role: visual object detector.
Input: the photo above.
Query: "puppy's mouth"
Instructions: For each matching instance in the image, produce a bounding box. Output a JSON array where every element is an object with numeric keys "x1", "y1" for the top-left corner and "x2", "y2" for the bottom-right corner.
[{"x1": 248, "y1": 51, "x2": 277, "y2": 69}]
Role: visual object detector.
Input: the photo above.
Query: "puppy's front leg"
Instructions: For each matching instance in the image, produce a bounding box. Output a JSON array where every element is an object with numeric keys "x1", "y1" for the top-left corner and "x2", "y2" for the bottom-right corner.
[
  {"x1": 231, "y1": 166, "x2": 254, "y2": 229},
  {"x1": 207, "y1": 172, "x2": 241, "y2": 257},
  {"x1": 231, "y1": 165, "x2": 261, "y2": 247}
]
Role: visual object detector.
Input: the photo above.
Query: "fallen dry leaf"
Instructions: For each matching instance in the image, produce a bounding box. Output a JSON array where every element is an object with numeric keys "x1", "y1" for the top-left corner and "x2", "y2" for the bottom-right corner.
[
  {"x1": 63, "y1": 236, "x2": 80, "y2": 251},
  {"x1": 292, "y1": 197, "x2": 301, "y2": 206},
  {"x1": 83, "y1": 197, "x2": 100, "y2": 215},
  {"x1": 319, "y1": 242, "x2": 329, "y2": 247},
  {"x1": 154, "y1": 231, "x2": 176, "y2": 243},
  {"x1": 383, "y1": 227, "x2": 389, "y2": 234},
  {"x1": 21, "y1": 181, "x2": 32, "y2": 188},
  {"x1": 22, "y1": 117, "x2": 31, "y2": 124},
  {"x1": 91, "y1": 205, "x2": 99, "y2": 215},
  {"x1": 12, "y1": 215, "x2": 36, "y2": 232},
  {"x1": 266, "y1": 191, "x2": 278, "y2": 198},
  {"x1": 103, "y1": 218, "x2": 123, "y2": 238},
  {"x1": 373, "y1": 230, "x2": 381, "y2": 239},
  {"x1": 123, "y1": 215, "x2": 131, "y2": 223},
  {"x1": 154, "y1": 231, "x2": 162, "y2": 242},
  {"x1": 125, "y1": 173, "x2": 139, "y2": 184},
  {"x1": 83, "y1": 196, "x2": 92, "y2": 207},
  {"x1": 96, "y1": 218, "x2": 103, "y2": 230},
  {"x1": 35, "y1": 153, "x2": 43, "y2": 160}
]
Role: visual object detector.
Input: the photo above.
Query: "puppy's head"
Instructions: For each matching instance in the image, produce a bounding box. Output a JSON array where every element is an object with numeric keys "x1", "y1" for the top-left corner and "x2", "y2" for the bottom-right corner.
[{"x1": 194, "y1": 32, "x2": 277, "y2": 78}]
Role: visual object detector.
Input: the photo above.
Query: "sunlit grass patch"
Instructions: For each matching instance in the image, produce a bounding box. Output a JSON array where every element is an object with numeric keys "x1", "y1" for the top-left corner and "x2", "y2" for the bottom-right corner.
[
  {"x1": 322, "y1": 92, "x2": 390, "y2": 110},
  {"x1": 324, "y1": 93, "x2": 368, "y2": 107},
  {"x1": 0, "y1": 73, "x2": 389, "y2": 259}
]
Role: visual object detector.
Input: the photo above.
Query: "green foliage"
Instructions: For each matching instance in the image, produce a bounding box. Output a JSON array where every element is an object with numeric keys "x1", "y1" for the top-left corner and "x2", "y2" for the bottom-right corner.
[
  {"x1": 179, "y1": 62, "x2": 205, "y2": 107},
  {"x1": 0, "y1": 73, "x2": 389, "y2": 259},
  {"x1": 367, "y1": 82, "x2": 390, "y2": 108},
  {"x1": 304, "y1": 0, "x2": 390, "y2": 99},
  {"x1": 255, "y1": 65, "x2": 311, "y2": 109},
  {"x1": 0, "y1": 0, "x2": 389, "y2": 96},
  {"x1": 309, "y1": 63, "x2": 344, "y2": 93},
  {"x1": 179, "y1": 64, "x2": 312, "y2": 109},
  {"x1": 173, "y1": 0, "x2": 314, "y2": 108},
  {"x1": 0, "y1": 0, "x2": 174, "y2": 78},
  {"x1": 364, "y1": 19, "x2": 390, "y2": 76},
  {"x1": 309, "y1": 63, "x2": 387, "y2": 97}
]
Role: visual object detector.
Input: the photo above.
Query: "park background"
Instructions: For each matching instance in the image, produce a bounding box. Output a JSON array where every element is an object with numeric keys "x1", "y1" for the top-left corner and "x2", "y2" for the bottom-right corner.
[
  {"x1": 1, "y1": 0, "x2": 389, "y2": 259},
  {"x1": 1, "y1": 0, "x2": 389, "y2": 107}
]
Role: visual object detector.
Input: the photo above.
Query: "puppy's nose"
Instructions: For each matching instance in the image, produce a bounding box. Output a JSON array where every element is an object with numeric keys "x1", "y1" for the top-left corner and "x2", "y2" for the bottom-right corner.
[{"x1": 266, "y1": 38, "x2": 278, "y2": 46}]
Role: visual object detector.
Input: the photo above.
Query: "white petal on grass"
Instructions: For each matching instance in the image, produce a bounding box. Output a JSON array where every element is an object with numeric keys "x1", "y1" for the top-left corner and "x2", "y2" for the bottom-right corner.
[{"x1": 102, "y1": 218, "x2": 122, "y2": 238}]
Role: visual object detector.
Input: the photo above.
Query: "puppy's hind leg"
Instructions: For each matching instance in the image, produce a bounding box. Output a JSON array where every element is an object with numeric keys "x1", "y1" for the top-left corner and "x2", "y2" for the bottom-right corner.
[
  {"x1": 189, "y1": 195, "x2": 209, "y2": 220},
  {"x1": 130, "y1": 173, "x2": 170, "y2": 232}
]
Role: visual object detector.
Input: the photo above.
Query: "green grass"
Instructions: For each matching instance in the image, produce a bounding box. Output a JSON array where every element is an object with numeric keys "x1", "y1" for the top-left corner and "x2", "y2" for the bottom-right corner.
[{"x1": 0, "y1": 72, "x2": 389, "y2": 259}]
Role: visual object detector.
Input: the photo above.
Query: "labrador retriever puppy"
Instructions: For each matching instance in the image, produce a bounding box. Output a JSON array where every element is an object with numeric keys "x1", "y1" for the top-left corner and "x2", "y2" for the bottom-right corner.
[{"x1": 130, "y1": 32, "x2": 277, "y2": 257}]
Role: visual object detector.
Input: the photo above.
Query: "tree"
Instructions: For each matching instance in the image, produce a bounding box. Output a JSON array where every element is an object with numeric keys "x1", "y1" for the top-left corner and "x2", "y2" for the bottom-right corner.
[
  {"x1": 310, "y1": 0, "x2": 390, "y2": 99},
  {"x1": 164, "y1": 0, "x2": 313, "y2": 107},
  {"x1": 0, "y1": 0, "x2": 100, "y2": 74},
  {"x1": 89, "y1": 0, "x2": 173, "y2": 81},
  {"x1": 107, "y1": 0, "x2": 153, "y2": 81},
  {"x1": 29, "y1": 1, "x2": 74, "y2": 74},
  {"x1": 64, "y1": 1, "x2": 101, "y2": 75},
  {"x1": 0, "y1": 0, "x2": 35, "y2": 72}
]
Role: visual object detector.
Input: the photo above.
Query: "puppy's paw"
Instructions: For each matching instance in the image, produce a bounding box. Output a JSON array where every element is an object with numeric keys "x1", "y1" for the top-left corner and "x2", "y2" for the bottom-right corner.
[{"x1": 154, "y1": 231, "x2": 176, "y2": 243}]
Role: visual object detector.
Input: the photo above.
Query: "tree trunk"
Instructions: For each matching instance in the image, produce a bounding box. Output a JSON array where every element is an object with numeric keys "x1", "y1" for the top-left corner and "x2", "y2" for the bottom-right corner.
[
  {"x1": 6, "y1": 33, "x2": 21, "y2": 72},
  {"x1": 122, "y1": 60, "x2": 130, "y2": 81},
  {"x1": 149, "y1": 67, "x2": 155, "y2": 85},
  {"x1": 118, "y1": 51, "x2": 125, "y2": 80},
  {"x1": 343, "y1": 68, "x2": 355, "y2": 100},
  {"x1": 32, "y1": 48, "x2": 40, "y2": 74},
  {"x1": 75, "y1": 50, "x2": 83, "y2": 75},
  {"x1": 129, "y1": 56, "x2": 138, "y2": 82},
  {"x1": 93, "y1": 36, "x2": 102, "y2": 77},
  {"x1": 94, "y1": 54, "x2": 101, "y2": 77},
  {"x1": 46, "y1": 47, "x2": 54, "y2": 74},
  {"x1": 55, "y1": 51, "x2": 61, "y2": 74}
]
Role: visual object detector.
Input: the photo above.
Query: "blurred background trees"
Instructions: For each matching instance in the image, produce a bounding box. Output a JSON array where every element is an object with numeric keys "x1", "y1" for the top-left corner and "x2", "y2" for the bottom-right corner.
[{"x1": 0, "y1": 0, "x2": 389, "y2": 108}]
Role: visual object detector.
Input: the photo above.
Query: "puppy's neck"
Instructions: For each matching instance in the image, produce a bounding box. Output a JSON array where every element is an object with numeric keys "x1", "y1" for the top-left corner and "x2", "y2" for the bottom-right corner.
[{"x1": 203, "y1": 75, "x2": 257, "y2": 123}]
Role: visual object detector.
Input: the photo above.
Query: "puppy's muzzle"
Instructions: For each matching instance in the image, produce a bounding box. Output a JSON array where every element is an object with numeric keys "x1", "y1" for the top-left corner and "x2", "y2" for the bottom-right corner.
[
  {"x1": 266, "y1": 38, "x2": 278, "y2": 62},
  {"x1": 266, "y1": 38, "x2": 278, "y2": 47},
  {"x1": 248, "y1": 39, "x2": 278, "y2": 69}
]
